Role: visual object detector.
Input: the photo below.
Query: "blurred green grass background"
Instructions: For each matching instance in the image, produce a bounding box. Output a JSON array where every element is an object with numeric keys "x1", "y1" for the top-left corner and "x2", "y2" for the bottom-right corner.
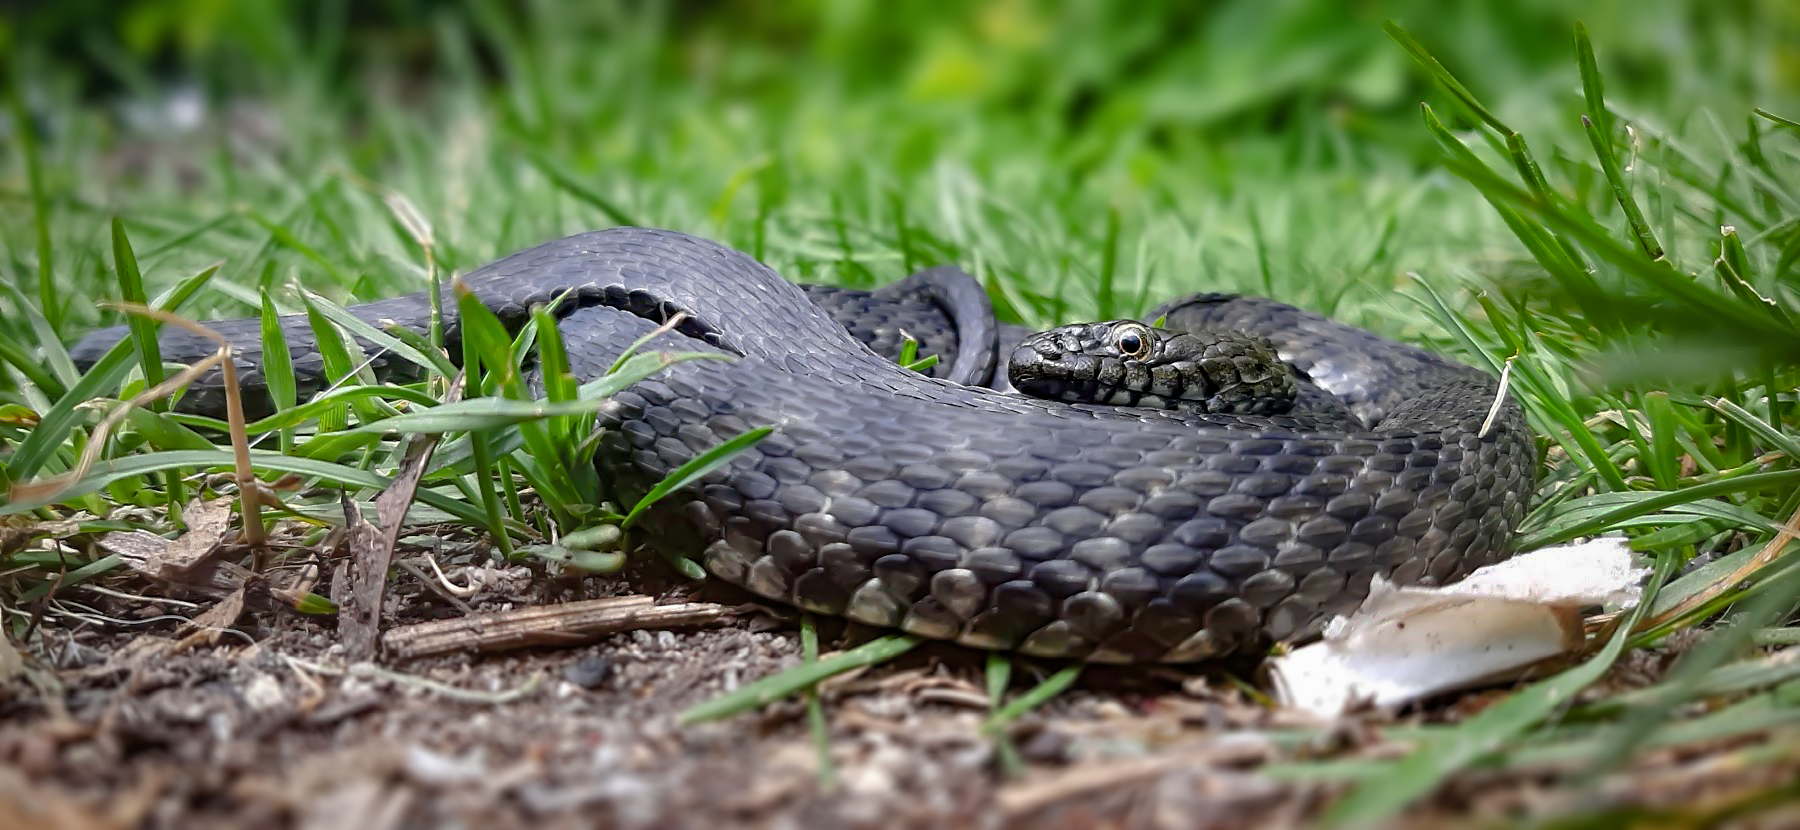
[{"x1": 7, "y1": 0, "x2": 1797, "y2": 339}]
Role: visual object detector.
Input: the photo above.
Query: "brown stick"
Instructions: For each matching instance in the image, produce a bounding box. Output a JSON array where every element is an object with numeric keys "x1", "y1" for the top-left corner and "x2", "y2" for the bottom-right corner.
[{"x1": 380, "y1": 595, "x2": 736, "y2": 660}]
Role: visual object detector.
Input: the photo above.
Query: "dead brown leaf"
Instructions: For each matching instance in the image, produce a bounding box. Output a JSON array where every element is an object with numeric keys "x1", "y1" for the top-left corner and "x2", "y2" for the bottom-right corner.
[
  {"x1": 153, "y1": 496, "x2": 235, "y2": 572},
  {"x1": 0, "y1": 518, "x2": 80, "y2": 557},
  {"x1": 102, "y1": 529, "x2": 253, "y2": 599},
  {"x1": 341, "y1": 373, "x2": 462, "y2": 662},
  {"x1": 174, "y1": 583, "x2": 247, "y2": 650}
]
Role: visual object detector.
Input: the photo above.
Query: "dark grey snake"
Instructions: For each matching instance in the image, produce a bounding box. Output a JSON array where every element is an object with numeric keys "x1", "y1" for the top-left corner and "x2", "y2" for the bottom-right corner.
[{"x1": 72, "y1": 227, "x2": 1535, "y2": 663}]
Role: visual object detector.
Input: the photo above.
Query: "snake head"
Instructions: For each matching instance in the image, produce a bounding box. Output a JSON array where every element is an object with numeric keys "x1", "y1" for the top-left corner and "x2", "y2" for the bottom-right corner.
[{"x1": 1007, "y1": 320, "x2": 1299, "y2": 414}]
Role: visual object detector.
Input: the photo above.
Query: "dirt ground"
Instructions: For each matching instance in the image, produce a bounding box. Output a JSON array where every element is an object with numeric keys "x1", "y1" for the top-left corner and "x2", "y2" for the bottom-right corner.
[{"x1": 5, "y1": 529, "x2": 1800, "y2": 830}]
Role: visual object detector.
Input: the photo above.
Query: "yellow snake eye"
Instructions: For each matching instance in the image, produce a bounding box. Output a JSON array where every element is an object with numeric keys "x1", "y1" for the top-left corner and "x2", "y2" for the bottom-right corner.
[{"x1": 1114, "y1": 324, "x2": 1150, "y2": 360}]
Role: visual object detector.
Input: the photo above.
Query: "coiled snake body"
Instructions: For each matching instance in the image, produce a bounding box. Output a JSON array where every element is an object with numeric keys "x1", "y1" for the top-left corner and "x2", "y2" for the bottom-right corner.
[{"x1": 72, "y1": 228, "x2": 1535, "y2": 662}]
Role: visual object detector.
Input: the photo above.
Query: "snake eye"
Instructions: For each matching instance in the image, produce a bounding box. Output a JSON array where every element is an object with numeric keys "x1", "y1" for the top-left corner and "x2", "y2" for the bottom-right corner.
[{"x1": 1113, "y1": 324, "x2": 1150, "y2": 359}]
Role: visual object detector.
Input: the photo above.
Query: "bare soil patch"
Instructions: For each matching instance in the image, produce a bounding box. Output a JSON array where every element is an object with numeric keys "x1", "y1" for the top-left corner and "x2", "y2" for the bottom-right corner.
[{"x1": 4, "y1": 533, "x2": 1797, "y2": 829}]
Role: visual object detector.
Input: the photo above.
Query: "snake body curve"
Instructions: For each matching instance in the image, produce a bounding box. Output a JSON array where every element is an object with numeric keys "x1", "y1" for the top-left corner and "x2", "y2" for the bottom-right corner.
[{"x1": 71, "y1": 227, "x2": 1536, "y2": 663}]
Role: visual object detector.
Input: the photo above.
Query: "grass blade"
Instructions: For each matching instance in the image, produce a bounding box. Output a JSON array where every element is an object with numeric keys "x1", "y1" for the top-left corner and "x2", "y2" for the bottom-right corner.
[
  {"x1": 345, "y1": 397, "x2": 604, "y2": 434},
  {"x1": 301, "y1": 294, "x2": 371, "y2": 432},
  {"x1": 1582, "y1": 115, "x2": 1665, "y2": 261},
  {"x1": 982, "y1": 663, "x2": 1082, "y2": 734},
  {"x1": 678, "y1": 635, "x2": 921, "y2": 724},
  {"x1": 1573, "y1": 22, "x2": 1615, "y2": 149},
  {"x1": 1383, "y1": 21, "x2": 1510, "y2": 135},
  {"x1": 260, "y1": 293, "x2": 298, "y2": 453},
  {"x1": 7, "y1": 262, "x2": 223, "y2": 482},
  {"x1": 620, "y1": 425, "x2": 775, "y2": 528},
  {"x1": 3, "y1": 448, "x2": 495, "y2": 527},
  {"x1": 110, "y1": 218, "x2": 166, "y2": 402},
  {"x1": 6, "y1": 55, "x2": 57, "y2": 330},
  {"x1": 522, "y1": 147, "x2": 639, "y2": 227}
]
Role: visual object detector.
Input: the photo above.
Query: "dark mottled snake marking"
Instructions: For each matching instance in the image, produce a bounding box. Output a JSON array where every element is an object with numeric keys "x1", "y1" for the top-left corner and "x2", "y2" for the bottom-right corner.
[
  {"x1": 1008, "y1": 321, "x2": 1299, "y2": 414},
  {"x1": 71, "y1": 227, "x2": 1536, "y2": 662}
]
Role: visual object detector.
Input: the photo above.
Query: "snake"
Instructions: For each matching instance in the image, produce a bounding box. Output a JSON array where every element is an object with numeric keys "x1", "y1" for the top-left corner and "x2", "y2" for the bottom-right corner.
[{"x1": 70, "y1": 227, "x2": 1536, "y2": 663}]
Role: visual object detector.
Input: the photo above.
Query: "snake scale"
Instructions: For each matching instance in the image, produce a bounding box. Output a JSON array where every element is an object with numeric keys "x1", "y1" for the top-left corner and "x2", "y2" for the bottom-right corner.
[{"x1": 71, "y1": 227, "x2": 1536, "y2": 663}]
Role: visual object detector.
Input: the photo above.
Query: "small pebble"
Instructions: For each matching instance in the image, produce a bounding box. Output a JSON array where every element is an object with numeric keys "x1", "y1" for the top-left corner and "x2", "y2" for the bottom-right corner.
[{"x1": 563, "y1": 655, "x2": 613, "y2": 690}]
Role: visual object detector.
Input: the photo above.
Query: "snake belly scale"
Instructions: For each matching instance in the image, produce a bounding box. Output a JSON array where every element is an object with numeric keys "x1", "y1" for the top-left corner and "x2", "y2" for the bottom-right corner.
[{"x1": 70, "y1": 227, "x2": 1537, "y2": 663}]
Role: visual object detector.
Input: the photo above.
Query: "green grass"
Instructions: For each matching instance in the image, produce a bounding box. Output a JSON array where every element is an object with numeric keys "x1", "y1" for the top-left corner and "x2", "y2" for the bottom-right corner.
[{"x1": 5, "y1": 1, "x2": 1800, "y2": 825}]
